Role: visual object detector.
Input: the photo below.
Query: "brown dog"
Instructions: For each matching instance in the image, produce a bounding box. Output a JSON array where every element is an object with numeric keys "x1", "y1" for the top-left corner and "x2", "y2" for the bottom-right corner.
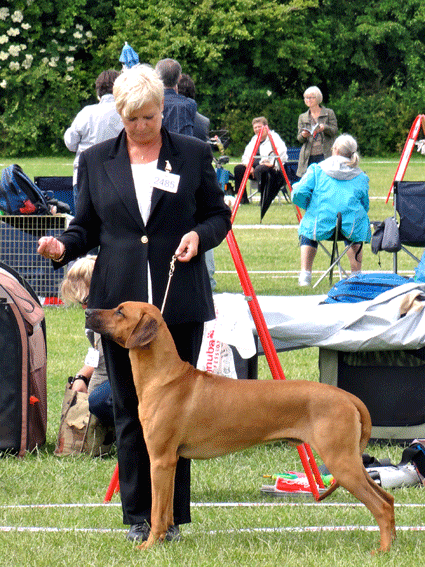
[{"x1": 85, "y1": 302, "x2": 395, "y2": 553}]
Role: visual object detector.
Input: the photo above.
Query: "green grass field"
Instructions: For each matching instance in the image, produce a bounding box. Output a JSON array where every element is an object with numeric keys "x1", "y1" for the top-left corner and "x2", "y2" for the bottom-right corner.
[{"x1": 0, "y1": 156, "x2": 425, "y2": 566}]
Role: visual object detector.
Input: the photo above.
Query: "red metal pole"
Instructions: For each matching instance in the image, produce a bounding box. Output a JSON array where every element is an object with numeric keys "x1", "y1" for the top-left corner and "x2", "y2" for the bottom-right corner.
[
  {"x1": 226, "y1": 229, "x2": 324, "y2": 496},
  {"x1": 386, "y1": 114, "x2": 425, "y2": 203},
  {"x1": 266, "y1": 127, "x2": 303, "y2": 223},
  {"x1": 231, "y1": 128, "x2": 264, "y2": 224},
  {"x1": 226, "y1": 229, "x2": 286, "y2": 380},
  {"x1": 104, "y1": 462, "x2": 120, "y2": 503}
]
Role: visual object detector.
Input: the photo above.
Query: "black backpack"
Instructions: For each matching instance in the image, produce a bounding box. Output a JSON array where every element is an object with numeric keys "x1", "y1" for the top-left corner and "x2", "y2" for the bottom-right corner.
[{"x1": 0, "y1": 164, "x2": 70, "y2": 215}]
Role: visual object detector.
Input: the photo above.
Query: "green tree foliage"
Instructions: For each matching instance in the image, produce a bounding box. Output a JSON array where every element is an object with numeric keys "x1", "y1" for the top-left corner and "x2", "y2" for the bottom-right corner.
[
  {"x1": 318, "y1": 0, "x2": 425, "y2": 153},
  {"x1": 102, "y1": 0, "x2": 318, "y2": 151},
  {"x1": 1, "y1": 0, "x2": 425, "y2": 156},
  {"x1": 0, "y1": 0, "x2": 114, "y2": 155}
]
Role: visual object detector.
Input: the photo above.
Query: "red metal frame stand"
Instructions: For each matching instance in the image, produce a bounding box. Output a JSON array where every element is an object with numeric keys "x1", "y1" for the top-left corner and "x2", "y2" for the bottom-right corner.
[
  {"x1": 104, "y1": 462, "x2": 120, "y2": 503},
  {"x1": 386, "y1": 114, "x2": 425, "y2": 203},
  {"x1": 226, "y1": 228, "x2": 324, "y2": 498},
  {"x1": 231, "y1": 126, "x2": 302, "y2": 224}
]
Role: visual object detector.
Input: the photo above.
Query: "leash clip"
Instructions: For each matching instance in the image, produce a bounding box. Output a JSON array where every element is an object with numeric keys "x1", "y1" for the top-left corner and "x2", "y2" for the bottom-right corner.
[
  {"x1": 161, "y1": 254, "x2": 178, "y2": 314},
  {"x1": 168, "y1": 254, "x2": 177, "y2": 276}
]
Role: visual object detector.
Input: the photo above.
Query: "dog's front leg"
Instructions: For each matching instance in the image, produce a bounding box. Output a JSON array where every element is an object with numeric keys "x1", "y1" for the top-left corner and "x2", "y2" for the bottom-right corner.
[{"x1": 138, "y1": 454, "x2": 177, "y2": 550}]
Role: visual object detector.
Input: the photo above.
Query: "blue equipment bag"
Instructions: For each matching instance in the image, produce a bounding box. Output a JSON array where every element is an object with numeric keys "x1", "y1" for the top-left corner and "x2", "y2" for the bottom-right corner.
[
  {"x1": 0, "y1": 164, "x2": 53, "y2": 215},
  {"x1": 216, "y1": 167, "x2": 231, "y2": 192},
  {"x1": 323, "y1": 272, "x2": 413, "y2": 304}
]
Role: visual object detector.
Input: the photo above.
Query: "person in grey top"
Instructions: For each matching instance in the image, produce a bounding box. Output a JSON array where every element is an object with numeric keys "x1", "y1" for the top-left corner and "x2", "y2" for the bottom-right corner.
[{"x1": 64, "y1": 69, "x2": 123, "y2": 205}]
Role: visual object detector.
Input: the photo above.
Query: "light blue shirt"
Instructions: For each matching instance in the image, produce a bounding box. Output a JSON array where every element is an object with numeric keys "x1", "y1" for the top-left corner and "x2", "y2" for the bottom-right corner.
[{"x1": 64, "y1": 94, "x2": 123, "y2": 184}]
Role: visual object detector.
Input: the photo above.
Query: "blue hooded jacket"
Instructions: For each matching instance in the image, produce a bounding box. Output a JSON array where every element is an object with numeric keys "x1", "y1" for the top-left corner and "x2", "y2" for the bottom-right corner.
[{"x1": 292, "y1": 156, "x2": 371, "y2": 243}]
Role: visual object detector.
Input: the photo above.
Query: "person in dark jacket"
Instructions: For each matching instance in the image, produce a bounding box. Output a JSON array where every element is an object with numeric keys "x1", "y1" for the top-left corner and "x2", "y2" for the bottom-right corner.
[
  {"x1": 155, "y1": 58, "x2": 197, "y2": 136},
  {"x1": 37, "y1": 64, "x2": 231, "y2": 544},
  {"x1": 177, "y1": 73, "x2": 210, "y2": 143}
]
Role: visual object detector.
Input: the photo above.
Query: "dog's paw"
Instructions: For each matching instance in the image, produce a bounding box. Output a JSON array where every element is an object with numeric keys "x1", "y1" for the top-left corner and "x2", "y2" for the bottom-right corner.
[{"x1": 136, "y1": 532, "x2": 165, "y2": 550}]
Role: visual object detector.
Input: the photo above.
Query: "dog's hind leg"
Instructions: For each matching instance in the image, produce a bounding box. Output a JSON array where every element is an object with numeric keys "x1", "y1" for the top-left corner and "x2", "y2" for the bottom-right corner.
[
  {"x1": 325, "y1": 454, "x2": 394, "y2": 553},
  {"x1": 138, "y1": 453, "x2": 178, "y2": 550},
  {"x1": 363, "y1": 467, "x2": 396, "y2": 543}
]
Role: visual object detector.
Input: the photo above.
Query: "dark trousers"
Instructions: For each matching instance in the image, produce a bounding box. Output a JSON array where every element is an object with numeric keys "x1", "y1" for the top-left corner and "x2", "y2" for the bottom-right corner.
[
  {"x1": 102, "y1": 320, "x2": 204, "y2": 526},
  {"x1": 234, "y1": 163, "x2": 284, "y2": 202},
  {"x1": 308, "y1": 153, "x2": 325, "y2": 166},
  {"x1": 233, "y1": 164, "x2": 252, "y2": 203},
  {"x1": 88, "y1": 380, "x2": 114, "y2": 428}
]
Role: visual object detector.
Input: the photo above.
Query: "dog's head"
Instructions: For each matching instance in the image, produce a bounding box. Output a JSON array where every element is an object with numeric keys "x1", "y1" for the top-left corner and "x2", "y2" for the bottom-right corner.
[{"x1": 85, "y1": 302, "x2": 162, "y2": 349}]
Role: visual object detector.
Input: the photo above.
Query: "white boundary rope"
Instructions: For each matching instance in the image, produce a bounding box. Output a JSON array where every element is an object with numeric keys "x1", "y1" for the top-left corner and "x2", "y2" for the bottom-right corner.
[
  {"x1": 1, "y1": 502, "x2": 423, "y2": 536},
  {"x1": 1, "y1": 501, "x2": 425, "y2": 509},
  {"x1": 0, "y1": 525, "x2": 424, "y2": 535}
]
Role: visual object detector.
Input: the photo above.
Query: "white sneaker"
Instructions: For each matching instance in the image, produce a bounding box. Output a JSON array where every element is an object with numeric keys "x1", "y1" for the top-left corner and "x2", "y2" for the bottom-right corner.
[{"x1": 298, "y1": 271, "x2": 312, "y2": 287}]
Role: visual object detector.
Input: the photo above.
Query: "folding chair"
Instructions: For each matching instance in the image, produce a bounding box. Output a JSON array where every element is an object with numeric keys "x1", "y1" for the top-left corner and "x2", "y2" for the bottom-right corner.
[
  {"x1": 392, "y1": 180, "x2": 425, "y2": 273},
  {"x1": 34, "y1": 176, "x2": 74, "y2": 215},
  {"x1": 313, "y1": 213, "x2": 356, "y2": 288}
]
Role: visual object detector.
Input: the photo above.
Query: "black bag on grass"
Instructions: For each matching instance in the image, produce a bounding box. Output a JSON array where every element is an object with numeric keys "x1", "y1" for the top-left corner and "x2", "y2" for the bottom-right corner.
[{"x1": 0, "y1": 164, "x2": 70, "y2": 215}]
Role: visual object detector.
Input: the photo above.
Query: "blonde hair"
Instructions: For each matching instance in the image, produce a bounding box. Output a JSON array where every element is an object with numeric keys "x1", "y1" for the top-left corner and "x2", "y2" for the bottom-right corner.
[
  {"x1": 113, "y1": 64, "x2": 164, "y2": 119},
  {"x1": 60, "y1": 255, "x2": 96, "y2": 305},
  {"x1": 332, "y1": 134, "x2": 360, "y2": 168},
  {"x1": 303, "y1": 86, "x2": 323, "y2": 104}
]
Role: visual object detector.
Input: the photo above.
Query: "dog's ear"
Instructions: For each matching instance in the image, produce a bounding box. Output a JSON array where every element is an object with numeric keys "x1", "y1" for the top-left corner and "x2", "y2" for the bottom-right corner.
[{"x1": 125, "y1": 315, "x2": 158, "y2": 349}]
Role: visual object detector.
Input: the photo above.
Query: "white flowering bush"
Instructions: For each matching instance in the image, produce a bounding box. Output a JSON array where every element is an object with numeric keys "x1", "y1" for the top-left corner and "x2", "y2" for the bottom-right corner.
[{"x1": 0, "y1": 0, "x2": 109, "y2": 155}]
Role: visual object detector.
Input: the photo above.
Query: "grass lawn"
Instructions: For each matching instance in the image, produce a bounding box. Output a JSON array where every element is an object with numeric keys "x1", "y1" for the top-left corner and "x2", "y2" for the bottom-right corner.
[{"x1": 0, "y1": 155, "x2": 425, "y2": 566}]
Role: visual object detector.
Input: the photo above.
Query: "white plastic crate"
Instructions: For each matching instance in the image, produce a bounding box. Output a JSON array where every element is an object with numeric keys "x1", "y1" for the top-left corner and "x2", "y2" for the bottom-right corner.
[{"x1": 0, "y1": 215, "x2": 69, "y2": 302}]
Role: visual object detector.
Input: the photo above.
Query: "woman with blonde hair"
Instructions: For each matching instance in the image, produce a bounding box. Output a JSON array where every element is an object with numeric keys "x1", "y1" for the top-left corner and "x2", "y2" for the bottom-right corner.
[
  {"x1": 38, "y1": 64, "x2": 231, "y2": 543},
  {"x1": 292, "y1": 134, "x2": 371, "y2": 286},
  {"x1": 296, "y1": 86, "x2": 338, "y2": 177},
  {"x1": 60, "y1": 256, "x2": 114, "y2": 427}
]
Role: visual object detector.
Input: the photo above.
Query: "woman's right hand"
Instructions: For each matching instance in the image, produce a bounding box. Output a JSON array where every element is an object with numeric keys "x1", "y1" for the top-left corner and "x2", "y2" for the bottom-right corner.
[{"x1": 37, "y1": 236, "x2": 65, "y2": 261}]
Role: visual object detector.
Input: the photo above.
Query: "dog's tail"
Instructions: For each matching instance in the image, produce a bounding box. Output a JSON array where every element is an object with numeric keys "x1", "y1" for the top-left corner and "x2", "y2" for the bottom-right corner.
[
  {"x1": 350, "y1": 392, "x2": 373, "y2": 455},
  {"x1": 317, "y1": 481, "x2": 339, "y2": 501}
]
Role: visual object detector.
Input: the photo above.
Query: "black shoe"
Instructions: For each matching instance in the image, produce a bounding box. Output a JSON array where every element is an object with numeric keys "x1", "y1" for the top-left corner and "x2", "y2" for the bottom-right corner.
[
  {"x1": 165, "y1": 525, "x2": 181, "y2": 541},
  {"x1": 126, "y1": 523, "x2": 180, "y2": 543},
  {"x1": 126, "y1": 522, "x2": 150, "y2": 542}
]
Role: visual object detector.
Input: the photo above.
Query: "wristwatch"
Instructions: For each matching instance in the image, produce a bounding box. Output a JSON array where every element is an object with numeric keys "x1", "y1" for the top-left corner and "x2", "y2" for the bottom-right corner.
[{"x1": 68, "y1": 375, "x2": 89, "y2": 387}]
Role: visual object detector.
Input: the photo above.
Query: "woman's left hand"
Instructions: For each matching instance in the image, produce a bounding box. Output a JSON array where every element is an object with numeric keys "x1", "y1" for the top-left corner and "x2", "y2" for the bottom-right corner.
[{"x1": 175, "y1": 231, "x2": 199, "y2": 262}]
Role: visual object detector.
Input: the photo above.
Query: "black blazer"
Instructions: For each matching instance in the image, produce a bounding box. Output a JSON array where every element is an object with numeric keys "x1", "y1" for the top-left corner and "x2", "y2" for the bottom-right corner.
[{"x1": 57, "y1": 128, "x2": 231, "y2": 325}]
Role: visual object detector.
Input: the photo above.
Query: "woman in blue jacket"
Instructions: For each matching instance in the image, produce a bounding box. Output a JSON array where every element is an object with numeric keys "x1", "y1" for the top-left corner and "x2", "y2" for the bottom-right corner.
[{"x1": 292, "y1": 134, "x2": 371, "y2": 287}]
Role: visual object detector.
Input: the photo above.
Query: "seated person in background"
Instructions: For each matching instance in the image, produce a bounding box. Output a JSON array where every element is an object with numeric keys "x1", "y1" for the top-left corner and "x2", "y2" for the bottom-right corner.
[
  {"x1": 292, "y1": 134, "x2": 371, "y2": 287},
  {"x1": 60, "y1": 256, "x2": 114, "y2": 428},
  {"x1": 234, "y1": 116, "x2": 288, "y2": 204}
]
